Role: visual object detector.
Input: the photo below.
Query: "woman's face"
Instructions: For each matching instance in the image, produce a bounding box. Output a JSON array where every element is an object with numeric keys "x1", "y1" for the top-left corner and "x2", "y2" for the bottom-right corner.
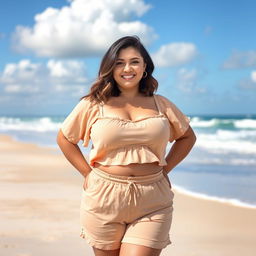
[{"x1": 113, "y1": 46, "x2": 146, "y2": 91}]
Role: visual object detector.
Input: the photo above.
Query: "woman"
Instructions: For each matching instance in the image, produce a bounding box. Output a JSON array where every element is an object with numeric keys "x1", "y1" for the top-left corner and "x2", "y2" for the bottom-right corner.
[{"x1": 57, "y1": 36, "x2": 196, "y2": 256}]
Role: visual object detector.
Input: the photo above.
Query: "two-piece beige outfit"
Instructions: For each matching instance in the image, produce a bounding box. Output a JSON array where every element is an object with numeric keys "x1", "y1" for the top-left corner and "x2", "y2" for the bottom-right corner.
[{"x1": 61, "y1": 94, "x2": 190, "y2": 250}]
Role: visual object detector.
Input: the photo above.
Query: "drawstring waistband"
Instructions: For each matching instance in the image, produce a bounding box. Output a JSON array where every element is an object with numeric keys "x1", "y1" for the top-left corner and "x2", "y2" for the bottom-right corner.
[
  {"x1": 91, "y1": 167, "x2": 164, "y2": 205},
  {"x1": 91, "y1": 167, "x2": 164, "y2": 184}
]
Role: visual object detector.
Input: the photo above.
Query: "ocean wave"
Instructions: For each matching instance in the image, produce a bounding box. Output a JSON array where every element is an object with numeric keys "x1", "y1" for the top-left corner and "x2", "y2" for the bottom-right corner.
[
  {"x1": 234, "y1": 119, "x2": 256, "y2": 129},
  {"x1": 195, "y1": 131, "x2": 256, "y2": 154},
  {"x1": 190, "y1": 116, "x2": 256, "y2": 130},
  {"x1": 0, "y1": 117, "x2": 62, "y2": 132},
  {"x1": 173, "y1": 184, "x2": 256, "y2": 209},
  {"x1": 190, "y1": 117, "x2": 221, "y2": 128}
]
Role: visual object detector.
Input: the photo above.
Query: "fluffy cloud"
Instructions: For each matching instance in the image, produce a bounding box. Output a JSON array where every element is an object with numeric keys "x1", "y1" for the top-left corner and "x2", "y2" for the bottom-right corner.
[
  {"x1": 236, "y1": 71, "x2": 256, "y2": 90},
  {"x1": 176, "y1": 68, "x2": 197, "y2": 92},
  {"x1": 12, "y1": 0, "x2": 156, "y2": 58},
  {"x1": 251, "y1": 71, "x2": 256, "y2": 82},
  {"x1": 176, "y1": 68, "x2": 206, "y2": 93},
  {"x1": 1, "y1": 60, "x2": 42, "y2": 93},
  {"x1": 47, "y1": 60, "x2": 87, "y2": 83},
  {"x1": 238, "y1": 79, "x2": 256, "y2": 90},
  {"x1": 235, "y1": 70, "x2": 256, "y2": 91},
  {"x1": 222, "y1": 50, "x2": 256, "y2": 69},
  {"x1": 0, "y1": 59, "x2": 88, "y2": 97},
  {"x1": 152, "y1": 42, "x2": 197, "y2": 67}
]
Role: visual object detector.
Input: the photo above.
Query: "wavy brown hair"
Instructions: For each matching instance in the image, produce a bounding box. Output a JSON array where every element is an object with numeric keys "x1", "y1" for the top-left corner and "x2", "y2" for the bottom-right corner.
[{"x1": 81, "y1": 35, "x2": 158, "y2": 103}]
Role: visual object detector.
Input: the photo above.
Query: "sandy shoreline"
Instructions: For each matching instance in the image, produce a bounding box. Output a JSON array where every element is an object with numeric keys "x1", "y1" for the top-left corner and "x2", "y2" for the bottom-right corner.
[{"x1": 1, "y1": 134, "x2": 256, "y2": 256}]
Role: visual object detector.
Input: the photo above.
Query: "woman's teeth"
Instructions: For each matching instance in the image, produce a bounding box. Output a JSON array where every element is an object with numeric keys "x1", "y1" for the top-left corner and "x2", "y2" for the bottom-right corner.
[{"x1": 122, "y1": 75, "x2": 135, "y2": 80}]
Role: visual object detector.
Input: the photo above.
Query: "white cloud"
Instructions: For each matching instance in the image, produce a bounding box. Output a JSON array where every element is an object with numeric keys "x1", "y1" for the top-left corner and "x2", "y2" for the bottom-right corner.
[
  {"x1": 175, "y1": 68, "x2": 206, "y2": 94},
  {"x1": 237, "y1": 71, "x2": 256, "y2": 90},
  {"x1": 222, "y1": 50, "x2": 256, "y2": 69},
  {"x1": 1, "y1": 60, "x2": 42, "y2": 85},
  {"x1": 0, "y1": 59, "x2": 88, "y2": 97},
  {"x1": 251, "y1": 71, "x2": 256, "y2": 82},
  {"x1": 152, "y1": 42, "x2": 197, "y2": 67},
  {"x1": 5, "y1": 84, "x2": 40, "y2": 93},
  {"x1": 238, "y1": 79, "x2": 256, "y2": 90},
  {"x1": 236, "y1": 71, "x2": 256, "y2": 90},
  {"x1": 12, "y1": 0, "x2": 156, "y2": 58},
  {"x1": 47, "y1": 60, "x2": 87, "y2": 83},
  {"x1": 176, "y1": 68, "x2": 197, "y2": 92}
]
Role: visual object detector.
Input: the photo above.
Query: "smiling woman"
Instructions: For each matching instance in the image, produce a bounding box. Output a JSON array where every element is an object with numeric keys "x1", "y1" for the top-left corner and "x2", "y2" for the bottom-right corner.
[
  {"x1": 113, "y1": 47, "x2": 146, "y2": 90},
  {"x1": 57, "y1": 35, "x2": 196, "y2": 256},
  {"x1": 86, "y1": 36, "x2": 158, "y2": 103}
]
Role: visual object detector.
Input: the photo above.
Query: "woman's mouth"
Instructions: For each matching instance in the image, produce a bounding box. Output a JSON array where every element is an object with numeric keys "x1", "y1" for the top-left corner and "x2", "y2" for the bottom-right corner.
[{"x1": 121, "y1": 75, "x2": 136, "y2": 80}]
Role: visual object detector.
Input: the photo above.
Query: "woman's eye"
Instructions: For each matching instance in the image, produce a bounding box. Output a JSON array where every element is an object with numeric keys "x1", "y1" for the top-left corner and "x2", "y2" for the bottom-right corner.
[{"x1": 115, "y1": 60, "x2": 140, "y2": 66}]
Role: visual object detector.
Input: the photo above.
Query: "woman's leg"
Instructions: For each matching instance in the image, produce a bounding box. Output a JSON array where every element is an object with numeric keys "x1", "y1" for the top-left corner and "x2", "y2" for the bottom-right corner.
[
  {"x1": 119, "y1": 243, "x2": 162, "y2": 256},
  {"x1": 93, "y1": 247, "x2": 120, "y2": 256}
]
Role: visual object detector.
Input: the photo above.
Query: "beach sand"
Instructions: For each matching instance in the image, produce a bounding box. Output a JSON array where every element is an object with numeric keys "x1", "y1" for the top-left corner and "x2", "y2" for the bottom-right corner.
[{"x1": 1, "y1": 134, "x2": 255, "y2": 256}]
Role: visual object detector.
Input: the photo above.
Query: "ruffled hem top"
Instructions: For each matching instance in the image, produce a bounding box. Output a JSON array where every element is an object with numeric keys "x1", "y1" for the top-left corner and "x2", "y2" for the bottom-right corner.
[{"x1": 61, "y1": 94, "x2": 190, "y2": 167}]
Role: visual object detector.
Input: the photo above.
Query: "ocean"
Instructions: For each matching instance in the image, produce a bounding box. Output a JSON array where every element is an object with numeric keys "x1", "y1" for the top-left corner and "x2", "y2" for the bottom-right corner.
[{"x1": 1, "y1": 114, "x2": 256, "y2": 208}]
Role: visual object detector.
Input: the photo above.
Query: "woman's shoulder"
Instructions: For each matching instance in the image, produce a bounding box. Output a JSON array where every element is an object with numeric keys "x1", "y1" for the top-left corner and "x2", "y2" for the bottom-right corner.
[
  {"x1": 79, "y1": 95, "x2": 97, "y2": 104},
  {"x1": 79, "y1": 96, "x2": 100, "y2": 108},
  {"x1": 154, "y1": 93, "x2": 187, "y2": 115},
  {"x1": 154, "y1": 93, "x2": 168, "y2": 100},
  {"x1": 154, "y1": 93, "x2": 175, "y2": 107},
  {"x1": 154, "y1": 93, "x2": 189, "y2": 122},
  {"x1": 70, "y1": 96, "x2": 100, "y2": 117}
]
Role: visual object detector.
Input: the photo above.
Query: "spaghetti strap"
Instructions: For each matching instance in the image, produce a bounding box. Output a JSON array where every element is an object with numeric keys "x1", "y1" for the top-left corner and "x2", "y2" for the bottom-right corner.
[
  {"x1": 99, "y1": 101, "x2": 104, "y2": 117},
  {"x1": 153, "y1": 94, "x2": 163, "y2": 114}
]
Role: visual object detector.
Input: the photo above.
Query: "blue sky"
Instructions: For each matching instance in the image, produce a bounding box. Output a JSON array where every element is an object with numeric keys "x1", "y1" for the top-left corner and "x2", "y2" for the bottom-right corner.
[{"x1": 0, "y1": 0, "x2": 256, "y2": 116}]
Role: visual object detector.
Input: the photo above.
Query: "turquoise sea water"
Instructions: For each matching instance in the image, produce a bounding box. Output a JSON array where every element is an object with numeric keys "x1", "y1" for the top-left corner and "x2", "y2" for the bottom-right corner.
[{"x1": 1, "y1": 114, "x2": 256, "y2": 208}]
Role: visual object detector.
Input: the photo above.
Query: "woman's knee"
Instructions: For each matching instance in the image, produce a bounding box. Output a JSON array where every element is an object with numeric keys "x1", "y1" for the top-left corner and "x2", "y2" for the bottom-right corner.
[{"x1": 92, "y1": 247, "x2": 120, "y2": 256}]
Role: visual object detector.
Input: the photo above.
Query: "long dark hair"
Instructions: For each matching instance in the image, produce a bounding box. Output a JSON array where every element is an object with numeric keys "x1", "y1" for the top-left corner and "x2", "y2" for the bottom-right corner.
[{"x1": 81, "y1": 35, "x2": 158, "y2": 103}]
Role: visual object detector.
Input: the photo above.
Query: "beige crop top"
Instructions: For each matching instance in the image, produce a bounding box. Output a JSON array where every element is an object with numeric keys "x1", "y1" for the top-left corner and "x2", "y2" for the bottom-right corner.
[{"x1": 61, "y1": 94, "x2": 190, "y2": 167}]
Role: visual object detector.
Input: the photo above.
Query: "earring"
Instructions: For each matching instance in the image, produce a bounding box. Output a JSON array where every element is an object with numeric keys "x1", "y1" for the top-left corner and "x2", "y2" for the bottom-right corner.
[{"x1": 143, "y1": 71, "x2": 148, "y2": 78}]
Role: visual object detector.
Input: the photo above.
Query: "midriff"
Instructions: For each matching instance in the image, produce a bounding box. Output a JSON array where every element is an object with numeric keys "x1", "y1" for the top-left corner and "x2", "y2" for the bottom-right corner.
[{"x1": 94, "y1": 162, "x2": 163, "y2": 176}]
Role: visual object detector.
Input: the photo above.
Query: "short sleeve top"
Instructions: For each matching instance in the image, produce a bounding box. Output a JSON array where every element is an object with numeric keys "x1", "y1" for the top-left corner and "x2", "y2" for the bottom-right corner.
[{"x1": 61, "y1": 94, "x2": 190, "y2": 166}]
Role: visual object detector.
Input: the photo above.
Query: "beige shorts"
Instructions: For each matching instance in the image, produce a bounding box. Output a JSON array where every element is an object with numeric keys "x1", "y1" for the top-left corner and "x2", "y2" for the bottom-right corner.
[{"x1": 79, "y1": 167, "x2": 174, "y2": 250}]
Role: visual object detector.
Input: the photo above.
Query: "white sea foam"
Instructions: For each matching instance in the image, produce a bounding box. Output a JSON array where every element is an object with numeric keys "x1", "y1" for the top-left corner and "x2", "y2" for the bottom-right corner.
[
  {"x1": 194, "y1": 130, "x2": 256, "y2": 154},
  {"x1": 234, "y1": 119, "x2": 256, "y2": 129},
  {"x1": 190, "y1": 117, "x2": 256, "y2": 129},
  {"x1": 215, "y1": 129, "x2": 256, "y2": 138},
  {"x1": 190, "y1": 117, "x2": 220, "y2": 127},
  {"x1": 173, "y1": 184, "x2": 256, "y2": 209},
  {"x1": 0, "y1": 117, "x2": 62, "y2": 132}
]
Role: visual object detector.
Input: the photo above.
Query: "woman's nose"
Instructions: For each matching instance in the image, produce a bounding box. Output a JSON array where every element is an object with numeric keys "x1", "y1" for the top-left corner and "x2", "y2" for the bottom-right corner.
[{"x1": 123, "y1": 63, "x2": 132, "y2": 72}]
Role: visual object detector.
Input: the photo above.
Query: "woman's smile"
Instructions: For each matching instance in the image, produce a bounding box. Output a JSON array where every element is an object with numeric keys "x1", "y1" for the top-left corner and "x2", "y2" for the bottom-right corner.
[{"x1": 121, "y1": 74, "x2": 136, "y2": 80}]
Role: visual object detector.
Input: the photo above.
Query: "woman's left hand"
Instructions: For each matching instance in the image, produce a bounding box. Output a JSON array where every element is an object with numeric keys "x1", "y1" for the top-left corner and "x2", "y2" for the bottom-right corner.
[{"x1": 162, "y1": 169, "x2": 172, "y2": 189}]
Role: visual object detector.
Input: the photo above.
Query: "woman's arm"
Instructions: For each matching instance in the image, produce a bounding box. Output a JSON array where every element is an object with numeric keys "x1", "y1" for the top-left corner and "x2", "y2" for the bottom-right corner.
[
  {"x1": 163, "y1": 126, "x2": 196, "y2": 174},
  {"x1": 56, "y1": 129, "x2": 92, "y2": 178}
]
